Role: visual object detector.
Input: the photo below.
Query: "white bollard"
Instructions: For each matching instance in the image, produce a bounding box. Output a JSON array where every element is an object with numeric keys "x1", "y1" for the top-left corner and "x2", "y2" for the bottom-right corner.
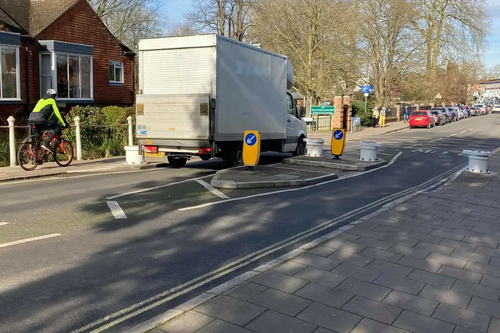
[
  {"x1": 359, "y1": 141, "x2": 382, "y2": 161},
  {"x1": 462, "y1": 150, "x2": 490, "y2": 173},
  {"x1": 125, "y1": 146, "x2": 144, "y2": 164},
  {"x1": 305, "y1": 138, "x2": 325, "y2": 157},
  {"x1": 127, "y1": 116, "x2": 133, "y2": 147},
  {"x1": 74, "y1": 116, "x2": 82, "y2": 161},
  {"x1": 7, "y1": 116, "x2": 16, "y2": 166}
]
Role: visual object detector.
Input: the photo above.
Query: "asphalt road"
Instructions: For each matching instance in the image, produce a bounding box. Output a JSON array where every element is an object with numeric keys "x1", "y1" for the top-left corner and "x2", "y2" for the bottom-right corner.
[{"x1": 1, "y1": 114, "x2": 499, "y2": 333}]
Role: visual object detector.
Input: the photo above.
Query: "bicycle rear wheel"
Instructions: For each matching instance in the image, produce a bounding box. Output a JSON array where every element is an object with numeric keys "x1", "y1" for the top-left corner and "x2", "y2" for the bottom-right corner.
[
  {"x1": 18, "y1": 141, "x2": 39, "y2": 171},
  {"x1": 54, "y1": 139, "x2": 74, "y2": 167}
]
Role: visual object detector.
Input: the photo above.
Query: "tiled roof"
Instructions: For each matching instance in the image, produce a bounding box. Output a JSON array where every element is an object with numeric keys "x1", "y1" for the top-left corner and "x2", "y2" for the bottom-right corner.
[
  {"x1": 29, "y1": 0, "x2": 80, "y2": 36},
  {"x1": 0, "y1": 8, "x2": 26, "y2": 33},
  {"x1": 0, "y1": 0, "x2": 80, "y2": 36}
]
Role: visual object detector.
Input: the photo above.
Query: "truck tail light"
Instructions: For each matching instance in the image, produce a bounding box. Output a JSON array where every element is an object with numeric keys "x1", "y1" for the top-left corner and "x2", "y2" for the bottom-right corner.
[
  {"x1": 198, "y1": 147, "x2": 211, "y2": 155},
  {"x1": 144, "y1": 145, "x2": 158, "y2": 153}
]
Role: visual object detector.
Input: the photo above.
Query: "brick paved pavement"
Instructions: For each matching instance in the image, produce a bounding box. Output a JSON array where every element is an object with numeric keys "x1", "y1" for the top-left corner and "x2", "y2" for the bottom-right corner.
[{"x1": 147, "y1": 154, "x2": 500, "y2": 333}]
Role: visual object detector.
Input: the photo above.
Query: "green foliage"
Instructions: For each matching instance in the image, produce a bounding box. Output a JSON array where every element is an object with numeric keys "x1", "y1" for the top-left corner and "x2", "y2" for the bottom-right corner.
[
  {"x1": 352, "y1": 99, "x2": 375, "y2": 127},
  {"x1": 0, "y1": 138, "x2": 8, "y2": 167},
  {"x1": 66, "y1": 105, "x2": 135, "y2": 159}
]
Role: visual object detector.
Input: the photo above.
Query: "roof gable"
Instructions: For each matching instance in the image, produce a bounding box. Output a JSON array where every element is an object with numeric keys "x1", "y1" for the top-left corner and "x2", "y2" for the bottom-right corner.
[
  {"x1": 29, "y1": 0, "x2": 80, "y2": 36},
  {"x1": 0, "y1": 0, "x2": 79, "y2": 36}
]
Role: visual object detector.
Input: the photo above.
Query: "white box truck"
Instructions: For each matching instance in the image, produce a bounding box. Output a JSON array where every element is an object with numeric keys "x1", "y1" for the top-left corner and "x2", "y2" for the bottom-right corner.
[{"x1": 136, "y1": 34, "x2": 307, "y2": 167}]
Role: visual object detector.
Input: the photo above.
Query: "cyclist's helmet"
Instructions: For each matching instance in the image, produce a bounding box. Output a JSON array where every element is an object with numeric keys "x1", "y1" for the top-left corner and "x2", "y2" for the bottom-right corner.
[{"x1": 46, "y1": 89, "x2": 57, "y2": 98}]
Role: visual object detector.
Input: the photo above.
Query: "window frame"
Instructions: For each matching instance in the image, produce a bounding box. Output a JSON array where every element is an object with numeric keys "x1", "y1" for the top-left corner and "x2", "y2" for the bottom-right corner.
[
  {"x1": 109, "y1": 60, "x2": 124, "y2": 85},
  {"x1": 0, "y1": 45, "x2": 21, "y2": 100},
  {"x1": 39, "y1": 52, "x2": 94, "y2": 101}
]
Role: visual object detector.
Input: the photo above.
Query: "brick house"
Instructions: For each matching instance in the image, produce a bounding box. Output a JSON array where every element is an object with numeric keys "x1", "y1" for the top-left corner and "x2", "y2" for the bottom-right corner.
[{"x1": 0, "y1": 0, "x2": 135, "y2": 119}]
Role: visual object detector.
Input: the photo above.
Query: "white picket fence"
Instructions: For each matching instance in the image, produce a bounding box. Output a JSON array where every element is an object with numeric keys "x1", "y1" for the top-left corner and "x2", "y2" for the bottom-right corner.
[{"x1": 2, "y1": 115, "x2": 134, "y2": 167}]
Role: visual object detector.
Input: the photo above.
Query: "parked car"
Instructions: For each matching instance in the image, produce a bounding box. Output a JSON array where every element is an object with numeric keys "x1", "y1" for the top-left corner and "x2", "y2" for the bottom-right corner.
[
  {"x1": 475, "y1": 104, "x2": 485, "y2": 115},
  {"x1": 433, "y1": 107, "x2": 450, "y2": 123},
  {"x1": 492, "y1": 105, "x2": 500, "y2": 114},
  {"x1": 455, "y1": 107, "x2": 465, "y2": 120},
  {"x1": 430, "y1": 110, "x2": 445, "y2": 126},
  {"x1": 409, "y1": 110, "x2": 435, "y2": 128},
  {"x1": 446, "y1": 107, "x2": 458, "y2": 121},
  {"x1": 470, "y1": 107, "x2": 479, "y2": 116}
]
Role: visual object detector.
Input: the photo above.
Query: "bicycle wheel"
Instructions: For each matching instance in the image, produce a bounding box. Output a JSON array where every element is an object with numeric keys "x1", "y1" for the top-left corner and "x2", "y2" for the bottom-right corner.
[
  {"x1": 54, "y1": 139, "x2": 74, "y2": 167},
  {"x1": 18, "y1": 141, "x2": 40, "y2": 171}
]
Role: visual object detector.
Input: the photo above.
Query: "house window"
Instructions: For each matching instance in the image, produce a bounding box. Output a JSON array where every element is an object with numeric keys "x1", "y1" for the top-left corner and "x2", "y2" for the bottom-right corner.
[
  {"x1": 41, "y1": 53, "x2": 93, "y2": 99},
  {"x1": 0, "y1": 46, "x2": 20, "y2": 99},
  {"x1": 109, "y1": 61, "x2": 123, "y2": 84}
]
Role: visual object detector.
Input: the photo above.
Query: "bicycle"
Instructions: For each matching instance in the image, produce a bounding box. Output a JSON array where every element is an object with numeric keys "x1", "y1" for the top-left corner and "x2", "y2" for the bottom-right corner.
[{"x1": 17, "y1": 125, "x2": 74, "y2": 171}]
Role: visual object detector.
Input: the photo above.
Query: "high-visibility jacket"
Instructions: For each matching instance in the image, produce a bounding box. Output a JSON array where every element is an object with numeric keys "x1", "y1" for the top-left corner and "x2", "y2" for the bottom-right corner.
[{"x1": 30, "y1": 94, "x2": 67, "y2": 126}]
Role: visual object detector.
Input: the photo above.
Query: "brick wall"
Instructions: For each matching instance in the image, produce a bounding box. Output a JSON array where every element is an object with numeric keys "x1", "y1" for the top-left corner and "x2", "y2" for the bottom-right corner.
[
  {"x1": 1, "y1": 0, "x2": 134, "y2": 119},
  {"x1": 331, "y1": 96, "x2": 353, "y2": 130},
  {"x1": 34, "y1": 0, "x2": 134, "y2": 106}
]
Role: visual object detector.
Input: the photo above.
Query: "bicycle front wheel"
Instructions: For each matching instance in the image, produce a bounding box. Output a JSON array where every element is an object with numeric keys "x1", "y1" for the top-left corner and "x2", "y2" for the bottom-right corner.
[
  {"x1": 18, "y1": 141, "x2": 39, "y2": 171},
  {"x1": 54, "y1": 140, "x2": 74, "y2": 167}
]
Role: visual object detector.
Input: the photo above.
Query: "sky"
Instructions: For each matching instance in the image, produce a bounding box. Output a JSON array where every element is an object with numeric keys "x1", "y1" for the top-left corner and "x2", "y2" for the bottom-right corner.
[{"x1": 161, "y1": 0, "x2": 500, "y2": 69}]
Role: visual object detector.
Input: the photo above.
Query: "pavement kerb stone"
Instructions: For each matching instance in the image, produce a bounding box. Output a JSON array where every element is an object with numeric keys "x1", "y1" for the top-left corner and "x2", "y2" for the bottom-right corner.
[
  {"x1": 210, "y1": 170, "x2": 338, "y2": 189},
  {"x1": 283, "y1": 157, "x2": 387, "y2": 171},
  {"x1": 0, "y1": 163, "x2": 158, "y2": 183}
]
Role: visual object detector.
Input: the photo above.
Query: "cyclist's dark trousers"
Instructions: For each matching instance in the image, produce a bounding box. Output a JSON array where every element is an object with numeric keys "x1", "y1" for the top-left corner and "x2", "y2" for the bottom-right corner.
[
  {"x1": 43, "y1": 121, "x2": 62, "y2": 147},
  {"x1": 30, "y1": 120, "x2": 61, "y2": 147}
]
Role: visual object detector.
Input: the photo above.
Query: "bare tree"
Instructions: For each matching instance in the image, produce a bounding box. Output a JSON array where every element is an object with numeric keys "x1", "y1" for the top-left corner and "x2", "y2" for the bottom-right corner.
[
  {"x1": 408, "y1": 0, "x2": 489, "y2": 78},
  {"x1": 87, "y1": 0, "x2": 165, "y2": 51},
  {"x1": 167, "y1": 23, "x2": 199, "y2": 36},
  {"x1": 186, "y1": 0, "x2": 255, "y2": 41},
  {"x1": 250, "y1": 0, "x2": 359, "y2": 111},
  {"x1": 359, "y1": 0, "x2": 421, "y2": 106}
]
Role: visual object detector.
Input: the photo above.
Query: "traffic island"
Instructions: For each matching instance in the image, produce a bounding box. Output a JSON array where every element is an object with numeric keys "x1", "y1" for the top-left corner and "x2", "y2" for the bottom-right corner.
[
  {"x1": 282, "y1": 154, "x2": 387, "y2": 171},
  {"x1": 210, "y1": 164, "x2": 338, "y2": 189}
]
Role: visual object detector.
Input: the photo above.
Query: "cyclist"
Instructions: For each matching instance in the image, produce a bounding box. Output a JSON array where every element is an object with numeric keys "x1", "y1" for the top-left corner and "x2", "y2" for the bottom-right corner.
[{"x1": 28, "y1": 89, "x2": 68, "y2": 153}]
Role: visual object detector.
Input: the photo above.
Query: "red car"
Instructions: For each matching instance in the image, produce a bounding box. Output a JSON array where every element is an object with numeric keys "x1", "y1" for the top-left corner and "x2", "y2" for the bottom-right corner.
[{"x1": 409, "y1": 110, "x2": 435, "y2": 128}]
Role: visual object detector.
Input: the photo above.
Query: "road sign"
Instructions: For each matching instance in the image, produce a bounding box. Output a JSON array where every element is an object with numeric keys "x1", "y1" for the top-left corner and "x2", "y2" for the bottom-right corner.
[
  {"x1": 331, "y1": 128, "x2": 346, "y2": 157},
  {"x1": 243, "y1": 130, "x2": 261, "y2": 166},
  {"x1": 361, "y1": 85, "x2": 373, "y2": 93},
  {"x1": 311, "y1": 105, "x2": 335, "y2": 115}
]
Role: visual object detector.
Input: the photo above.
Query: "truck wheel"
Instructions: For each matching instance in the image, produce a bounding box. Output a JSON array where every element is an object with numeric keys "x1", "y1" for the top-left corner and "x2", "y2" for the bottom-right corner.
[
  {"x1": 293, "y1": 137, "x2": 306, "y2": 156},
  {"x1": 168, "y1": 156, "x2": 187, "y2": 168},
  {"x1": 200, "y1": 155, "x2": 211, "y2": 161},
  {"x1": 224, "y1": 145, "x2": 243, "y2": 167}
]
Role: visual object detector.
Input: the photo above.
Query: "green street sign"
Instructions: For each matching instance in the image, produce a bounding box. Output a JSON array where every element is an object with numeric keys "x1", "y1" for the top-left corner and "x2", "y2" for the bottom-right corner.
[{"x1": 311, "y1": 105, "x2": 335, "y2": 115}]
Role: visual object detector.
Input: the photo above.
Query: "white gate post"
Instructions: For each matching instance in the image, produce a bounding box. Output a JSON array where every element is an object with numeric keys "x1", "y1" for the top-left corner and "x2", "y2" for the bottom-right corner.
[
  {"x1": 127, "y1": 116, "x2": 133, "y2": 147},
  {"x1": 8, "y1": 116, "x2": 16, "y2": 166},
  {"x1": 74, "y1": 116, "x2": 82, "y2": 161}
]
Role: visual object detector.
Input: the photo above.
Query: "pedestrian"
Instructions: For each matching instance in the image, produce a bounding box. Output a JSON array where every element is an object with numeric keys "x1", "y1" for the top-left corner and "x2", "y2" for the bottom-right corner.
[
  {"x1": 403, "y1": 106, "x2": 409, "y2": 123},
  {"x1": 379, "y1": 107, "x2": 386, "y2": 127},
  {"x1": 372, "y1": 108, "x2": 379, "y2": 127}
]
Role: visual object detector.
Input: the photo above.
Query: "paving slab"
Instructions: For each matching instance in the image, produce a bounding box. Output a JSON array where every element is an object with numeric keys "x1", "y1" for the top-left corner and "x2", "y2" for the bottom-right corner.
[
  {"x1": 0, "y1": 156, "x2": 157, "y2": 182},
  {"x1": 150, "y1": 151, "x2": 500, "y2": 333}
]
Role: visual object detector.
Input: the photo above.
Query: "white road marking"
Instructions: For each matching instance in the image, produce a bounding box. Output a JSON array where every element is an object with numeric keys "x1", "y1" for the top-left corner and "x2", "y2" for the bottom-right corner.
[
  {"x1": 195, "y1": 180, "x2": 230, "y2": 199},
  {"x1": 404, "y1": 144, "x2": 421, "y2": 149},
  {"x1": 460, "y1": 130, "x2": 467, "y2": 134},
  {"x1": 430, "y1": 138, "x2": 443, "y2": 142},
  {"x1": 424, "y1": 150, "x2": 432, "y2": 154},
  {"x1": 105, "y1": 175, "x2": 212, "y2": 200},
  {"x1": 0, "y1": 233, "x2": 61, "y2": 249},
  {"x1": 0, "y1": 222, "x2": 8, "y2": 227},
  {"x1": 447, "y1": 133, "x2": 457, "y2": 137},
  {"x1": 178, "y1": 152, "x2": 403, "y2": 212},
  {"x1": 72, "y1": 161, "x2": 464, "y2": 333},
  {"x1": 441, "y1": 151, "x2": 448, "y2": 155},
  {"x1": 106, "y1": 201, "x2": 127, "y2": 219}
]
